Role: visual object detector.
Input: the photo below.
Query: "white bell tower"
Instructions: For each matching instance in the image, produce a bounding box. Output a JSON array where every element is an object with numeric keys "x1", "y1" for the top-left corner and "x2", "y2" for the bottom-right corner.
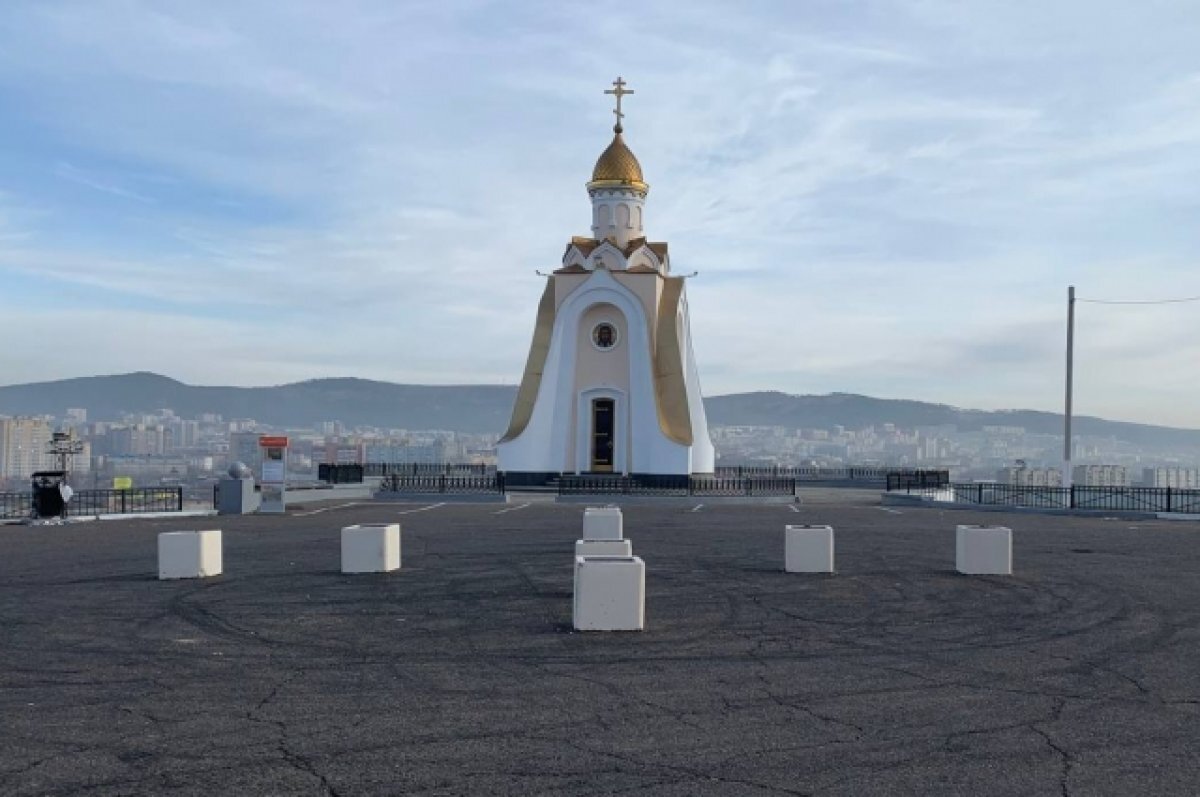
[{"x1": 497, "y1": 78, "x2": 714, "y2": 479}]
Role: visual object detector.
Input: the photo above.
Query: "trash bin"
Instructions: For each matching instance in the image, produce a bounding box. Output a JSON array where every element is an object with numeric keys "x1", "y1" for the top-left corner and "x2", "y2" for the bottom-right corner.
[{"x1": 31, "y1": 471, "x2": 69, "y2": 518}]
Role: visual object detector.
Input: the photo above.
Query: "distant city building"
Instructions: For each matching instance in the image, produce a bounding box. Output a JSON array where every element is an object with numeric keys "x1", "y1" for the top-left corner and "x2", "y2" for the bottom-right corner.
[
  {"x1": 998, "y1": 466, "x2": 1063, "y2": 487},
  {"x1": 316, "y1": 421, "x2": 345, "y2": 437},
  {"x1": 1073, "y1": 464, "x2": 1131, "y2": 487},
  {"x1": 107, "y1": 424, "x2": 170, "y2": 457},
  {"x1": 65, "y1": 408, "x2": 88, "y2": 425},
  {"x1": 363, "y1": 441, "x2": 444, "y2": 464},
  {"x1": 229, "y1": 431, "x2": 264, "y2": 475},
  {"x1": 324, "y1": 440, "x2": 366, "y2": 465},
  {"x1": 0, "y1": 416, "x2": 55, "y2": 478},
  {"x1": 173, "y1": 420, "x2": 201, "y2": 448},
  {"x1": 1142, "y1": 467, "x2": 1200, "y2": 489},
  {"x1": 189, "y1": 456, "x2": 215, "y2": 473}
]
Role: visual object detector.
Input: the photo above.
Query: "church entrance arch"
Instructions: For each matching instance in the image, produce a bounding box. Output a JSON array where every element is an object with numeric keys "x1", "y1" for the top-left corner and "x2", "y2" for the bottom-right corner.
[
  {"x1": 591, "y1": 398, "x2": 615, "y2": 472},
  {"x1": 576, "y1": 387, "x2": 627, "y2": 474}
]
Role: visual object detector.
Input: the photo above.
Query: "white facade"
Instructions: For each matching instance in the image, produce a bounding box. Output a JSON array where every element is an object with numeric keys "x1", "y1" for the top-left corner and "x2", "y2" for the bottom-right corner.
[
  {"x1": 1072, "y1": 464, "x2": 1131, "y2": 487},
  {"x1": 997, "y1": 466, "x2": 1063, "y2": 487},
  {"x1": 590, "y1": 186, "x2": 645, "y2": 247},
  {"x1": 1142, "y1": 467, "x2": 1200, "y2": 489},
  {"x1": 497, "y1": 97, "x2": 714, "y2": 476}
]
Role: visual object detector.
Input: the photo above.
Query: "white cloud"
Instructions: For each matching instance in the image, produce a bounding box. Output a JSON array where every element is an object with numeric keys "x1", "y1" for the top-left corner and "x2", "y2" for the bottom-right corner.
[{"x1": 0, "y1": 0, "x2": 1197, "y2": 427}]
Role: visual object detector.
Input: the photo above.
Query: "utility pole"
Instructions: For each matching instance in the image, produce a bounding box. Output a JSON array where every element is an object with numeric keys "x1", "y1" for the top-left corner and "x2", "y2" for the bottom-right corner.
[{"x1": 1062, "y1": 285, "x2": 1075, "y2": 488}]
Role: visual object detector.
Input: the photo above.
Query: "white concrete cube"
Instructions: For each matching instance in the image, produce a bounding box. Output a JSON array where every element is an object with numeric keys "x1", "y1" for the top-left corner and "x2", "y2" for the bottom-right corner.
[
  {"x1": 785, "y1": 525, "x2": 835, "y2": 573},
  {"x1": 341, "y1": 523, "x2": 401, "y2": 573},
  {"x1": 158, "y1": 530, "x2": 223, "y2": 580},
  {"x1": 575, "y1": 538, "x2": 633, "y2": 557},
  {"x1": 956, "y1": 525, "x2": 1012, "y2": 575},
  {"x1": 582, "y1": 506, "x2": 623, "y2": 540},
  {"x1": 573, "y1": 555, "x2": 645, "y2": 631}
]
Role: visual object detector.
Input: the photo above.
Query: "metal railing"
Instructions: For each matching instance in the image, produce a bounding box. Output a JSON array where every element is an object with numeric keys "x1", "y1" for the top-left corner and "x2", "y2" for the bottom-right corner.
[
  {"x1": 377, "y1": 474, "x2": 505, "y2": 494},
  {"x1": 0, "y1": 492, "x2": 33, "y2": 520},
  {"x1": 68, "y1": 487, "x2": 184, "y2": 516},
  {"x1": 0, "y1": 487, "x2": 184, "y2": 519},
  {"x1": 885, "y1": 470, "x2": 951, "y2": 491},
  {"x1": 366, "y1": 462, "x2": 494, "y2": 477},
  {"x1": 320, "y1": 462, "x2": 495, "y2": 484},
  {"x1": 892, "y1": 482, "x2": 1200, "y2": 513},
  {"x1": 717, "y1": 466, "x2": 947, "y2": 483},
  {"x1": 557, "y1": 475, "x2": 797, "y2": 497}
]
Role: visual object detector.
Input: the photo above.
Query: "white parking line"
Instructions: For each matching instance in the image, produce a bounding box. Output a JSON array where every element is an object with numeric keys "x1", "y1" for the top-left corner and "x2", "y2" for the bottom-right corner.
[
  {"x1": 493, "y1": 503, "x2": 531, "y2": 515},
  {"x1": 788, "y1": 504, "x2": 801, "y2": 513},
  {"x1": 877, "y1": 507, "x2": 903, "y2": 515},
  {"x1": 691, "y1": 504, "x2": 704, "y2": 512},
  {"x1": 397, "y1": 503, "x2": 446, "y2": 515},
  {"x1": 294, "y1": 502, "x2": 365, "y2": 517}
]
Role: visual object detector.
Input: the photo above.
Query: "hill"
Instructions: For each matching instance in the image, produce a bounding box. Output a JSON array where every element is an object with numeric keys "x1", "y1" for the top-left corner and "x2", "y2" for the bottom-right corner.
[
  {"x1": 0, "y1": 372, "x2": 516, "y2": 433},
  {"x1": 704, "y1": 392, "x2": 1200, "y2": 449},
  {"x1": 1, "y1": 374, "x2": 1198, "y2": 449}
]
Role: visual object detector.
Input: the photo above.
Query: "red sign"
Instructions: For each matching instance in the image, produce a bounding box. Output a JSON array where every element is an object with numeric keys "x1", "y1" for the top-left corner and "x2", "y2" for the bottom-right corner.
[{"x1": 258, "y1": 436, "x2": 289, "y2": 448}]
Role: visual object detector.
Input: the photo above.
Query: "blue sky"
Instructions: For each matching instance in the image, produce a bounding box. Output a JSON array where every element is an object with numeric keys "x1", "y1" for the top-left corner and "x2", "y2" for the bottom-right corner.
[{"x1": 0, "y1": 1, "x2": 1198, "y2": 427}]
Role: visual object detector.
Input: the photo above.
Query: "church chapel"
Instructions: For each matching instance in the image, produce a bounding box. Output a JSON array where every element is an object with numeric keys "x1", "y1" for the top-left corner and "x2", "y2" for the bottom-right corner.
[{"x1": 496, "y1": 79, "x2": 715, "y2": 479}]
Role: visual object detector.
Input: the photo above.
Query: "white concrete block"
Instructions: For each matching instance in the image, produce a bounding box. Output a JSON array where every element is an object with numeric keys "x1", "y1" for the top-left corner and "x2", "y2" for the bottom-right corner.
[
  {"x1": 575, "y1": 538, "x2": 633, "y2": 557},
  {"x1": 341, "y1": 523, "x2": 401, "y2": 573},
  {"x1": 785, "y1": 525, "x2": 834, "y2": 573},
  {"x1": 956, "y1": 525, "x2": 1012, "y2": 575},
  {"x1": 158, "y1": 530, "x2": 223, "y2": 580},
  {"x1": 573, "y1": 555, "x2": 645, "y2": 631},
  {"x1": 582, "y1": 506, "x2": 623, "y2": 540}
]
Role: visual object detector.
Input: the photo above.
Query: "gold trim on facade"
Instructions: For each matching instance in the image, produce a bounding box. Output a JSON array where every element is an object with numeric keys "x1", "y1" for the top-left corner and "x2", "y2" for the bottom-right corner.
[
  {"x1": 652, "y1": 276, "x2": 694, "y2": 446},
  {"x1": 498, "y1": 280, "x2": 556, "y2": 443},
  {"x1": 586, "y1": 178, "x2": 649, "y2": 192}
]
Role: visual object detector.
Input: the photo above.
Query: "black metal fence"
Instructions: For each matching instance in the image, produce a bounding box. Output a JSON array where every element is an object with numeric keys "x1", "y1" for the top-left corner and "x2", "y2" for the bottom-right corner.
[
  {"x1": 318, "y1": 463, "x2": 364, "y2": 484},
  {"x1": 320, "y1": 462, "x2": 495, "y2": 484},
  {"x1": 885, "y1": 470, "x2": 951, "y2": 491},
  {"x1": 717, "y1": 466, "x2": 947, "y2": 483},
  {"x1": 1, "y1": 492, "x2": 33, "y2": 520},
  {"x1": 0, "y1": 487, "x2": 184, "y2": 519},
  {"x1": 377, "y1": 474, "x2": 505, "y2": 495},
  {"x1": 891, "y1": 482, "x2": 1200, "y2": 513},
  {"x1": 558, "y1": 475, "x2": 797, "y2": 497}
]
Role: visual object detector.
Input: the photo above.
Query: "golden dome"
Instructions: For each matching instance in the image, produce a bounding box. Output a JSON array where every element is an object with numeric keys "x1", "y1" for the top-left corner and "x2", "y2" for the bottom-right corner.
[{"x1": 589, "y1": 129, "x2": 648, "y2": 191}]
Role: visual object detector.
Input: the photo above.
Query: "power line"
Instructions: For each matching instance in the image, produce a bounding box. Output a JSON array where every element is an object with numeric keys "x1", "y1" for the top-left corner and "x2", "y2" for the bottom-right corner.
[{"x1": 1077, "y1": 295, "x2": 1200, "y2": 305}]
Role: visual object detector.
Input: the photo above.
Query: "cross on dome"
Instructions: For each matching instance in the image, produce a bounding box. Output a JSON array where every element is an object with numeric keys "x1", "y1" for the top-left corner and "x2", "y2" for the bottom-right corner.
[
  {"x1": 604, "y1": 76, "x2": 634, "y2": 132},
  {"x1": 589, "y1": 76, "x2": 646, "y2": 190}
]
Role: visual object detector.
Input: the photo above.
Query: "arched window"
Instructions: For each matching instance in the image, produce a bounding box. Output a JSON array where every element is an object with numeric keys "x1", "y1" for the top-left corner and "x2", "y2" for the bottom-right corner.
[{"x1": 617, "y1": 204, "x2": 631, "y2": 229}]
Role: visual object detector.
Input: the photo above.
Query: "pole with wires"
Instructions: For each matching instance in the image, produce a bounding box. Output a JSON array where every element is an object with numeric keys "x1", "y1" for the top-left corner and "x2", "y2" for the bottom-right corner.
[
  {"x1": 1063, "y1": 286, "x2": 1075, "y2": 488},
  {"x1": 1061, "y1": 288, "x2": 1198, "y2": 490}
]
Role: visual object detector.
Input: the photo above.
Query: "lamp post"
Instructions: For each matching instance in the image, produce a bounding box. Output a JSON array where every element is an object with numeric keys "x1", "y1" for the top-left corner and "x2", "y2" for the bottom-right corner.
[{"x1": 1062, "y1": 285, "x2": 1075, "y2": 488}]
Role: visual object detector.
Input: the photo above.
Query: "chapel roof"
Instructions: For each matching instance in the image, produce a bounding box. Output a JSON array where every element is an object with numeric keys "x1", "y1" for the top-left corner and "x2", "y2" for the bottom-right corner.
[{"x1": 564, "y1": 237, "x2": 668, "y2": 260}]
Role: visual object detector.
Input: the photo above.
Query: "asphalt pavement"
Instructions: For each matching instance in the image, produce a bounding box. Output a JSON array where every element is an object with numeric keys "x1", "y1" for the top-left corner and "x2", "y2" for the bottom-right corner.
[{"x1": 2, "y1": 497, "x2": 1199, "y2": 795}]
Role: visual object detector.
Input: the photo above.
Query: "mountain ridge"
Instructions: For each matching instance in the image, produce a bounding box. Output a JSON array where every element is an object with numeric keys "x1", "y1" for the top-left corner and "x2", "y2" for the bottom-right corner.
[{"x1": 1, "y1": 373, "x2": 1197, "y2": 449}]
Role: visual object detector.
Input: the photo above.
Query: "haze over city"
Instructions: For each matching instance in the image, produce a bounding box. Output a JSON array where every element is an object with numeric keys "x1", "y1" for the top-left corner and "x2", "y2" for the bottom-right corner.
[{"x1": 1, "y1": 1, "x2": 1198, "y2": 428}]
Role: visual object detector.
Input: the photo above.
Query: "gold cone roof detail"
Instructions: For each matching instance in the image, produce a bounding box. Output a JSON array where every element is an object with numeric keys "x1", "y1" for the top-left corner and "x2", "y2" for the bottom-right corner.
[{"x1": 589, "y1": 128, "x2": 647, "y2": 191}]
